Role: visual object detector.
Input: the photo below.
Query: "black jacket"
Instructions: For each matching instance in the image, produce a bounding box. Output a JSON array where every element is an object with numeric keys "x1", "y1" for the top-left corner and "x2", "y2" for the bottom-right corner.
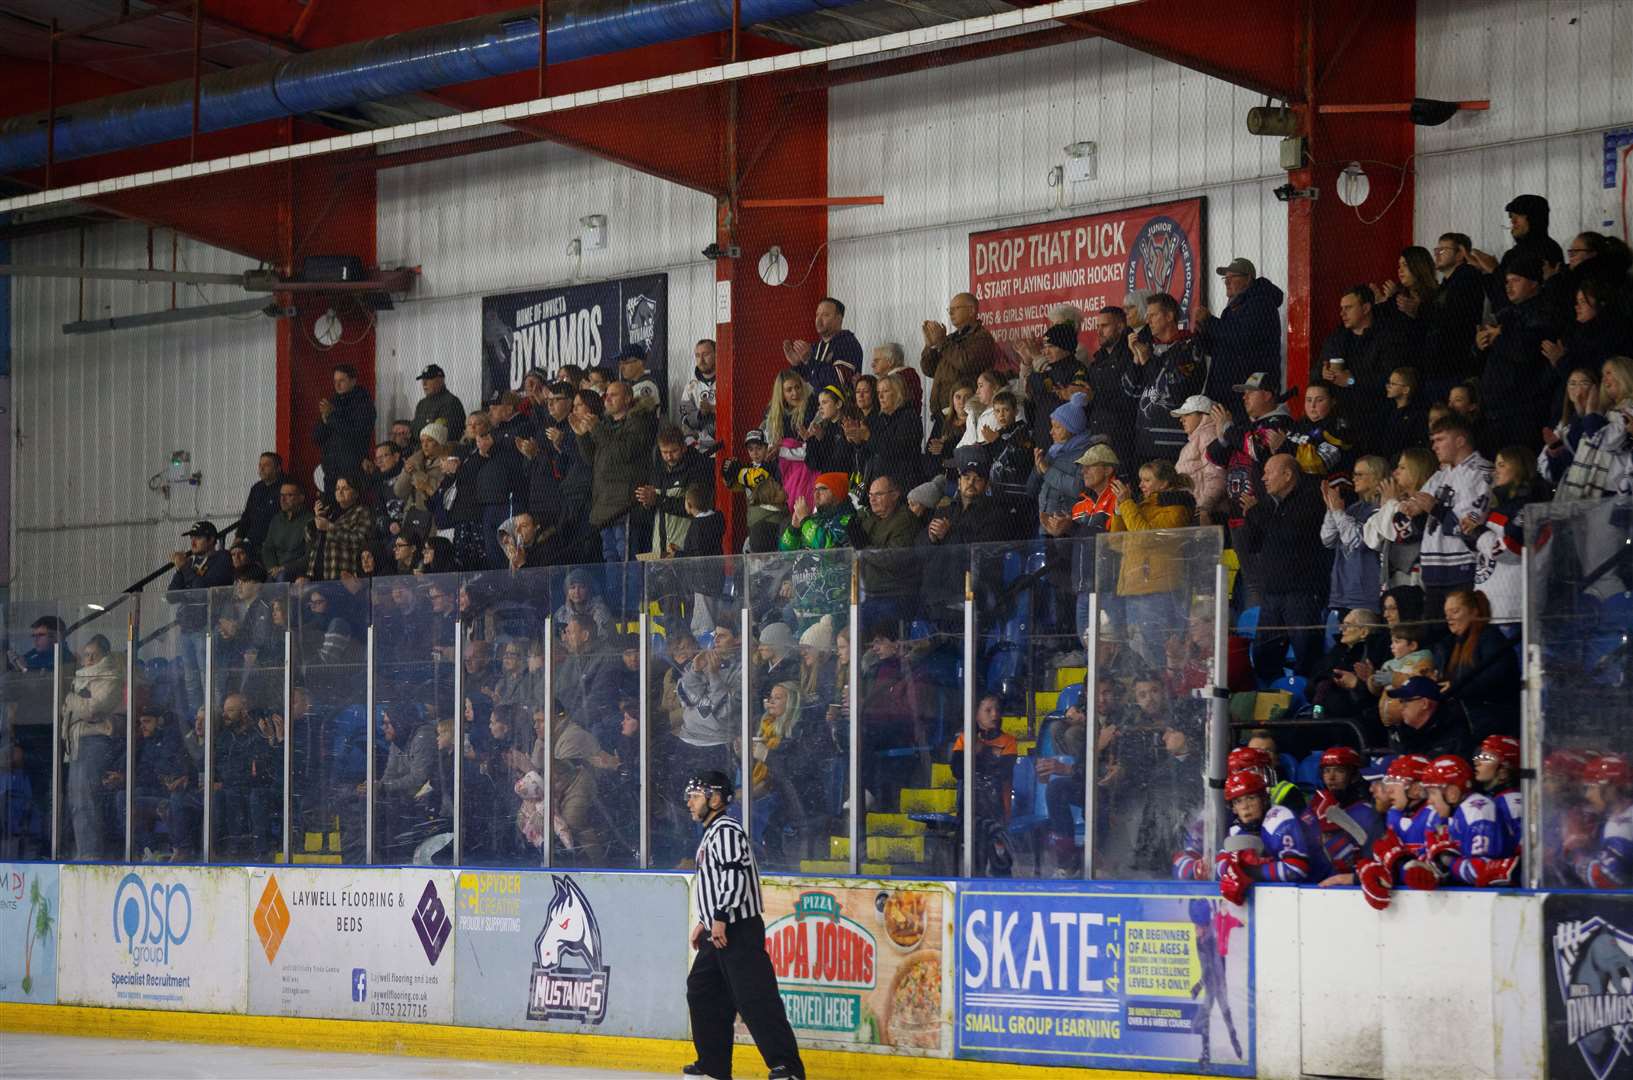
[
  {"x1": 860, "y1": 408, "x2": 925, "y2": 489},
  {"x1": 1480, "y1": 291, "x2": 1563, "y2": 432},
  {"x1": 1319, "y1": 312, "x2": 1412, "y2": 398},
  {"x1": 917, "y1": 491, "x2": 1032, "y2": 548},
  {"x1": 474, "y1": 443, "x2": 528, "y2": 509},
  {"x1": 1200, "y1": 277, "x2": 1284, "y2": 404},
  {"x1": 1376, "y1": 398, "x2": 1430, "y2": 462},
  {"x1": 1238, "y1": 480, "x2": 1332, "y2": 599},
  {"x1": 1420, "y1": 264, "x2": 1486, "y2": 380},
  {"x1": 1086, "y1": 339, "x2": 1137, "y2": 467},
  {"x1": 239, "y1": 478, "x2": 283, "y2": 557},
  {"x1": 1435, "y1": 627, "x2": 1522, "y2": 742},
  {"x1": 1025, "y1": 354, "x2": 1090, "y2": 447},
  {"x1": 312, "y1": 386, "x2": 376, "y2": 484}
]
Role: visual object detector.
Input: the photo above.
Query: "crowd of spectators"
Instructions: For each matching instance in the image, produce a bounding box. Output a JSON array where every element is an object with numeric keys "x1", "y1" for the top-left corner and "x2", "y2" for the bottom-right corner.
[{"x1": 4, "y1": 192, "x2": 1631, "y2": 890}]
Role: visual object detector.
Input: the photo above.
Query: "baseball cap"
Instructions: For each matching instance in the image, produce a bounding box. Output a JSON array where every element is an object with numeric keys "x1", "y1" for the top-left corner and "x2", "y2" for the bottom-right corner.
[
  {"x1": 614, "y1": 343, "x2": 648, "y2": 363},
  {"x1": 1075, "y1": 444, "x2": 1120, "y2": 468},
  {"x1": 1216, "y1": 257, "x2": 1256, "y2": 279},
  {"x1": 1386, "y1": 676, "x2": 1442, "y2": 702},
  {"x1": 1170, "y1": 394, "x2": 1214, "y2": 418},
  {"x1": 416, "y1": 364, "x2": 445, "y2": 381},
  {"x1": 743, "y1": 428, "x2": 768, "y2": 446},
  {"x1": 1231, "y1": 371, "x2": 1280, "y2": 395},
  {"x1": 953, "y1": 446, "x2": 988, "y2": 475},
  {"x1": 1360, "y1": 754, "x2": 1397, "y2": 782},
  {"x1": 182, "y1": 520, "x2": 219, "y2": 539}
]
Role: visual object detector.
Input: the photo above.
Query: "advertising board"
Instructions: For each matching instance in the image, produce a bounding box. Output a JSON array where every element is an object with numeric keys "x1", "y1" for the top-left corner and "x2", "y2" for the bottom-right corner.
[
  {"x1": 247, "y1": 867, "x2": 456, "y2": 1023},
  {"x1": 752, "y1": 878, "x2": 955, "y2": 1057},
  {"x1": 0, "y1": 862, "x2": 58, "y2": 1003},
  {"x1": 57, "y1": 864, "x2": 248, "y2": 1013},
  {"x1": 968, "y1": 197, "x2": 1205, "y2": 361},
  {"x1": 957, "y1": 881, "x2": 1253, "y2": 1076},
  {"x1": 454, "y1": 870, "x2": 690, "y2": 1038},
  {"x1": 1545, "y1": 891, "x2": 1633, "y2": 1080}
]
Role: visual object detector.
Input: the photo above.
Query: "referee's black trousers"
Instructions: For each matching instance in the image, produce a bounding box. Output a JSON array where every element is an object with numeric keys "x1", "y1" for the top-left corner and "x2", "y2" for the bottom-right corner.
[{"x1": 687, "y1": 915, "x2": 803, "y2": 1079}]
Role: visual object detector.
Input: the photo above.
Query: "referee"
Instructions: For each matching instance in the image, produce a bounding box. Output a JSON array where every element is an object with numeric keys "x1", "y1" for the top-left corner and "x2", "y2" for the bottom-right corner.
[{"x1": 683, "y1": 771, "x2": 805, "y2": 1080}]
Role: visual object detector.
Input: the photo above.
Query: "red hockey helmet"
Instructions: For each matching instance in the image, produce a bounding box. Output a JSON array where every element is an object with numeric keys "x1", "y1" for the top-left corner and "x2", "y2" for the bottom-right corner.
[
  {"x1": 1228, "y1": 746, "x2": 1275, "y2": 780},
  {"x1": 1585, "y1": 754, "x2": 1633, "y2": 787},
  {"x1": 1544, "y1": 749, "x2": 1594, "y2": 782},
  {"x1": 1224, "y1": 771, "x2": 1268, "y2": 802},
  {"x1": 1474, "y1": 735, "x2": 1521, "y2": 768},
  {"x1": 1385, "y1": 755, "x2": 1429, "y2": 783},
  {"x1": 1422, "y1": 755, "x2": 1473, "y2": 790},
  {"x1": 1320, "y1": 746, "x2": 1364, "y2": 770}
]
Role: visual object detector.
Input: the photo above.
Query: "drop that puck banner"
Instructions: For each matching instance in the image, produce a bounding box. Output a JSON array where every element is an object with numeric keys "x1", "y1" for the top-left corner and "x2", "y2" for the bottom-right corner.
[{"x1": 968, "y1": 197, "x2": 1204, "y2": 363}]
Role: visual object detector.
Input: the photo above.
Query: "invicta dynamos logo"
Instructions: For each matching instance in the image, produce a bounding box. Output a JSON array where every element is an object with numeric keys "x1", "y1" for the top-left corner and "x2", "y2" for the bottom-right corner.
[
  {"x1": 1554, "y1": 916, "x2": 1633, "y2": 1080},
  {"x1": 528, "y1": 876, "x2": 610, "y2": 1024}
]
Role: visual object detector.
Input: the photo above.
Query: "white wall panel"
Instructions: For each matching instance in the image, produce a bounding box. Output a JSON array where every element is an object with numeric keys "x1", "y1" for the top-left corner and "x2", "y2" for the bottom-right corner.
[
  {"x1": 1414, "y1": 0, "x2": 1633, "y2": 251},
  {"x1": 10, "y1": 224, "x2": 276, "y2": 600},
  {"x1": 828, "y1": 36, "x2": 1288, "y2": 376},
  {"x1": 373, "y1": 138, "x2": 718, "y2": 416}
]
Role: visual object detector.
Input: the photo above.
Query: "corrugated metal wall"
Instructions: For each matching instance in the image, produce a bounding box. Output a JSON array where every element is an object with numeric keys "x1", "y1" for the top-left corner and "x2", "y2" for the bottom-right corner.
[
  {"x1": 373, "y1": 138, "x2": 720, "y2": 421},
  {"x1": 9, "y1": 224, "x2": 277, "y2": 600},
  {"x1": 1415, "y1": 0, "x2": 1633, "y2": 250},
  {"x1": 826, "y1": 36, "x2": 1291, "y2": 362}
]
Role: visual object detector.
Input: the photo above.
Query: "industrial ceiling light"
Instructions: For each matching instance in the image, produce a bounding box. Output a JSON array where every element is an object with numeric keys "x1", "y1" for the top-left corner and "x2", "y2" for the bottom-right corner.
[{"x1": 1246, "y1": 106, "x2": 1298, "y2": 137}]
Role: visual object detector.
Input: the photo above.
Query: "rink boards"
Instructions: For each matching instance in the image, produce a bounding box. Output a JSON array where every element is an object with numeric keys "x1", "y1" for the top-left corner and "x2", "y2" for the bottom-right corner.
[{"x1": 0, "y1": 861, "x2": 1613, "y2": 1079}]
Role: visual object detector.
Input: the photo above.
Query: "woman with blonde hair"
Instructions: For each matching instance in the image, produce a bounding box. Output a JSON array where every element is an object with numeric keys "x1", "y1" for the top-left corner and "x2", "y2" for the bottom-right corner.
[
  {"x1": 1108, "y1": 459, "x2": 1196, "y2": 663},
  {"x1": 1362, "y1": 447, "x2": 1436, "y2": 590},
  {"x1": 1557, "y1": 356, "x2": 1633, "y2": 500},
  {"x1": 397, "y1": 419, "x2": 450, "y2": 513}
]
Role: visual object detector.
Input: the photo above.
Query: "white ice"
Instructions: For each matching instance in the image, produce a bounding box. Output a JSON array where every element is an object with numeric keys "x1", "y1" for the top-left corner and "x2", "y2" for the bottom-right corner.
[{"x1": 0, "y1": 1032, "x2": 687, "y2": 1079}]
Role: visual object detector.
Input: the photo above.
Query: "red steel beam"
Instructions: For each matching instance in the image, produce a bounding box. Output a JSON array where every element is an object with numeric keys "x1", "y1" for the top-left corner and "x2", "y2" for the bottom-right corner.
[
  {"x1": 1318, "y1": 100, "x2": 1488, "y2": 113},
  {"x1": 739, "y1": 196, "x2": 881, "y2": 208}
]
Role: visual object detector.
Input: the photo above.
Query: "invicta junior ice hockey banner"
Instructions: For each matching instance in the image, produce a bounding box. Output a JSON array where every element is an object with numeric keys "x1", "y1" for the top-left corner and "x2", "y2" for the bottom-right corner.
[
  {"x1": 1546, "y1": 892, "x2": 1633, "y2": 1080},
  {"x1": 968, "y1": 197, "x2": 1204, "y2": 363},
  {"x1": 956, "y1": 881, "x2": 1253, "y2": 1076},
  {"x1": 481, "y1": 273, "x2": 668, "y2": 401}
]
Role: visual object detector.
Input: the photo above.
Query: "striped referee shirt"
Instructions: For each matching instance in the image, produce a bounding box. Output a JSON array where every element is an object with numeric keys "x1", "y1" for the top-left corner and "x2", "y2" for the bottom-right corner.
[{"x1": 693, "y1": 811, "x2": 763, "y2": 927}]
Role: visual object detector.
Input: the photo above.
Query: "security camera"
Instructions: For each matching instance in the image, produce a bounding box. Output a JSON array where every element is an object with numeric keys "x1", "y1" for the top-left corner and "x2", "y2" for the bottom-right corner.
[
  {"x1": 701, "y1": 242, "x2": 741, "y2": 260},
  {"x1": 1272, "y1": 183, "x2": 1318, "y2": 203}
]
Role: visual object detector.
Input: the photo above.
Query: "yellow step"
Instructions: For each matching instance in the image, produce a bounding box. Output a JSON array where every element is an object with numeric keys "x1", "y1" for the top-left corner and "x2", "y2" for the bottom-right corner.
[
  {"x1": 799, "y1": 859, "x2": 895, "y2": 875},
  {"x1": 899, "y1": 787, "x2": 956, "y2": 814},
  {"x1": 1002, "y1": 715, "x2": 1030, "y2": 738},
  {"x1": 930, "y1": 762, "x2": 955, "y2": 789},
  {"x1": 1034, "y1": 690, "x2": 1060, "y2": 713},
  {"x1": 829, "y1": 835, "x2": 927, "y2": 863},
  {"x1": 1017, "y1": 739, "x2": 1035, "y2": 757},
  {"x1": 292, "y1": 853, "x2": 343, "y2": 865},
  {"x1": 866, "y1": 813, "x2": 925, "y2": 836},
  {"x1": 1056, "y1": 666, "x2": 1087, "y2": 690}
]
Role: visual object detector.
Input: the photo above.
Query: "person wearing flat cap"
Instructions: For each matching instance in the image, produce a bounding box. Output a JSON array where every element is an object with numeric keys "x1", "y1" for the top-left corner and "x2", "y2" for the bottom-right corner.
[
  {"x1": 411, "y1": 363, "x2": 466, "y2": 442},
  {"x1": 1195, "y1": 256, "x2": 1285, "y2": 407},
  {"x1": 1384, "y1": 675, "x2": 1471, "y2": 759}
]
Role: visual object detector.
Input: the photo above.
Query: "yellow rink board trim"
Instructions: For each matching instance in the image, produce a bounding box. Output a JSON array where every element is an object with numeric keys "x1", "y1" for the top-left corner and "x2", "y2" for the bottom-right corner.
[{"x1": 0, "y1": 1003, "x2": 1187, "y2": 1080}]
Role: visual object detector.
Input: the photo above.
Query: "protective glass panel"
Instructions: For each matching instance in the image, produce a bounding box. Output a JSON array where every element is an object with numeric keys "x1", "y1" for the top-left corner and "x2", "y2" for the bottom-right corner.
[
  {"x1": 646, "y1": 553, "x2": 744, "y2": 870},
  {"x1": 290, "y1": 579, "x2": 370, "y2": 866},
  {"x1": 967, "y1": 537, "x2": 1085, "y2": 879},
  {"x1": 1092, "y1": 525, "x2": 1222, "y2": 881},
  {"x1": 746, "y1": 547, "x2": 852, "y2": 876},
  {"x1": 368, "y1": 572, "x2": 459, "y2": 867},
  {"x1": 853, "y1": 537, "x2": 965, "y2": 878},
  {"x1": 545, "y1": 561, "x2": 643, "y2": 868},
  {"x1": 207, "y1": 582, "x2": 290, "y2": 863},
  {"x1": 1531, "y1": 497, "x2": 1633, "y2": 888},
  {"x1": 128, "y1": 591, "x2": 204, "y2": 862},
  {"x1": 1, "y1": 599, "x2": 58, "y2": 860},
  {"x1": 56, "y1": 597, "x2": 131, "y2": 862}
]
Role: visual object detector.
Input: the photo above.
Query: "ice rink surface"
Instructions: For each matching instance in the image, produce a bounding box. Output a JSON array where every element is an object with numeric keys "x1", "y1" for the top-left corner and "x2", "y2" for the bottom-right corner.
[{"x1": 0, "y1": 1033, "x2": 686, "y2": 1079}]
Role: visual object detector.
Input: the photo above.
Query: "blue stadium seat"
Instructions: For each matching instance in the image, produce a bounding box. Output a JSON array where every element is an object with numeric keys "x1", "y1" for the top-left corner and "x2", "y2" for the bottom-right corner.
[
  {"x1": 1235, "y1": 606, "x2": 1260, "y2": 637},
  {"x1": 1269, "y1": 674, "x2": 1307, "y2": 713},
  {"x1": 1054, "y1": 682, "x2": 1085, "y2": 715},
  {"x1": 1293, "y1": 751, "x2": 1324, "y2": 792}
]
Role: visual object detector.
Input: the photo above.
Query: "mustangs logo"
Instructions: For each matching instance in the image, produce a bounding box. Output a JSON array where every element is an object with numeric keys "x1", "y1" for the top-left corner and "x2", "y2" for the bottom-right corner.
[
  {"x1": 528, "y1": 876, "x2": 610, "y2": 1024},
  {"x1": 1124, "y1": 215, "x2": 1196, "y2": 317},
  {"x1": 1553, "y1": 916, "x2": 1633, "y2": 1080}
]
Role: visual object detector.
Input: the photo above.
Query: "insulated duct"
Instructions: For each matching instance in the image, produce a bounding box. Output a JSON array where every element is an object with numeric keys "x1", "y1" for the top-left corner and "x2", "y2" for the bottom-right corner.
[{"x1": 0, "y1": 0, "x2": 856, "y2": 176}]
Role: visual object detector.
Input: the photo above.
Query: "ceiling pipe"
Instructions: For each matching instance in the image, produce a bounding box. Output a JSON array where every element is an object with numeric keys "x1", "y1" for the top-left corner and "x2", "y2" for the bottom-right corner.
[{"x1": 0, "y1": 0, "x2": 860, "y2": 177}]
